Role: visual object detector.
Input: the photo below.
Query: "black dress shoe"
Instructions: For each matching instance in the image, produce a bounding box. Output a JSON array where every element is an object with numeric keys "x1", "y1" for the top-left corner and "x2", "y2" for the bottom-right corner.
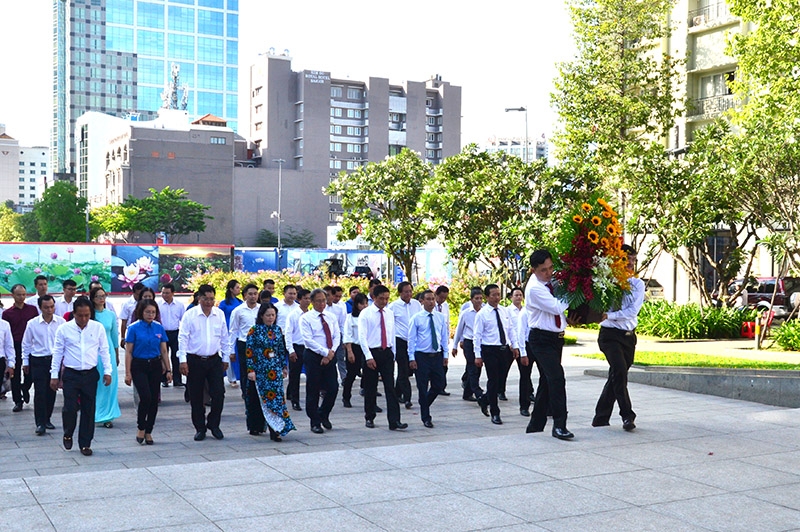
[
  {"x1": 80, "y1": 447, "x2": 93, "y2": 456},
  {"x1": 12, "y1": 403, "x2": 22, "y2": 412},
  {"x1": 342, "y1": 398, "x2": 352, "y2": 408},
  {"x1": 63, "y1": 435, "x2": 73, "y2": 449},
  {"x1": 478, "y1": 396, "x2": 489, "y2": 417},
  {"x1": 462, "y1": 393, "x2": 476, "y2": 401},
  {"x1": 162, "y1": 382, "x2": 170, "y2": 388},
  {"x1": 592, "y1": 418, "x2": 611, "y2": 427},
  {"x1": 498, "y1": 392, "x2": 508, "y2": 401},
  {"x1": 249, "y1": 430, "x2": 260, "y2": 436},
  {"x1": 405, "y1": 401, "x2": 413, "y2": 409},
  {"x1": 210, "y1": 427, "x2": 224, "y2": 440},
  {"x1": 552, "y1": 427, "x2": 575, "y2": 440},
  {"x1": 359, "y1": 388, "x2": 365, "y2": 397},
  {"x1": 310, "y1": 425, "x2": 324, "y2": 434},
  {"x1": 45, "y1": 421, "x2": 56, "y2": 430},
  {"x1": 365, "y1": 419, "x2": 375, "y2": 428},
  {"x1": 423, "y1": 420, "x2": 434, "y2": 428},
  {"x1": 440, "y1": 390, "x2": 451, "y2": 396},
  {"x1": 194, "y1": 431, "x2": 206, "y2": 441},
  {"x1": 389, "y1": 422, "x2": 408, "y2": 431},
  {"x1": 622, "y1": 418, "x2": 636, "y2": 431},
  {"x1": 491, "y1": 415, "x2": 503, "y2": 425},
  {"x1": 520, "y1": 408, "x2": 530, "y2": 417},
  {"x1": 22, "y1": 389, "x2": 30, "y2": 404},
  {"x1": 321, "y1": 419, "x2": 332, "y2": 430},
  {"x1": 375, "y1": 405, "x2": 383, "y2": 413},
  {"x1": 526, "y1": 423, "x2": 543, "y2": 434},
  {"x1": 292, "y1": 402, "x2": 302, "y2": 411},
  {"x1": 376, "y1": 391, "x2": 382, "y2": 397},
  {"x1": 35, "y1": 426, "x2": 46, "y2": 436}
]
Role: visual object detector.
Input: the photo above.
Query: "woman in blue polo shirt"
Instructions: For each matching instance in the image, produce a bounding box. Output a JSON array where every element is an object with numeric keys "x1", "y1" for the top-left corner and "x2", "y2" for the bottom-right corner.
[{"x1": 124, "y1": 299, "x2": 171, "y2": 445}]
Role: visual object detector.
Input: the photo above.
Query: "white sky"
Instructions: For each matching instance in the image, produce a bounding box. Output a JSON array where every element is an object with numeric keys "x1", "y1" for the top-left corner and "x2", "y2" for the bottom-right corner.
[{"x1": 0, "y1": 0, "x2": 574, "y2": 147}]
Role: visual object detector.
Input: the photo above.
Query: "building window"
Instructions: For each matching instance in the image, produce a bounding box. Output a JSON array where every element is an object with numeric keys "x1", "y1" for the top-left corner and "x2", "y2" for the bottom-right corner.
[
  {"x1": 330, "y1": 125, "x2": 342, "y2": 134},
  {"x1": 331, "y1": 86, "x2": 342, "y2": 98},
  {"x1": 347, "y1": 88, "x2": 362, "y2": 99},
  {"x1": 346, "y1": 109, "x2": 362, "y2": 119},
  {"x1": 255, "y1": 104, "x2": 262, "y2": 114},
  {"x1": 329, "y1": 160, "x2": 341, "y2": 169},
  {"x1": 427, "y1": 116, "x2": 436, "y2": 125},
  {"x1": 152, "y1": 151, "x2": 160, "y2": 158},
  {"x1": 427, "y1": 133, "x2": 436, "y2": 142},
  {"x1": 40, "y1": 162, "x2": 46, "y2": 167},
  {"x1": 330, "y1": 107, "x2": 342, "y2": 117},
  {"x1": 330, "y1": 143, "x2": 342, "y2": 152},
  {"x1": 30, "y1": 170, "x2": 35, "y2": 174},
  {"x1": 426, "y1": 149, "x2": 436, "y2": 158},
  {"x1": 18, "y1": 170, "x2": 24, "y2": 175},
  {"x1": 346, "y1": 126, "x2": 362, "y2": 136},
  {"x1": 19, "y1": 162, "x2": 24, "y2": 166},
  {"x1": 41, "y1": 171, "x2": 46, "y2": 175},
  {"x1": 210, "y1": 136, "x2": 227, "y2": 144},
  {"x1": 700, "y1": 71, "x2": 735, "y2": 98},
  {"x1": 29, "y1": 162, "x2": 35, "y2": 166},
  {"x1": 346, "y1": 144, "x2": 362, "y2": 153},
  {"x1": 167, "y1": 152, "x2": 176, "y2": 159},
  {"x1": 19, "y1": 186, "x2": 24, "y2": 190},
  {"x1": 426, "y1": 98, "x2": 433, "y2": 107},
  {"x1": 254, "y1": 122, "x2": 262, "y2": 131}
]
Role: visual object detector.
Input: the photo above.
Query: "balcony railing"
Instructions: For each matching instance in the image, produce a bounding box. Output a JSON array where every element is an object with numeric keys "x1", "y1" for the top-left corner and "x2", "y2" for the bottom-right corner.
[
  {"x1": 689, "y1": 2, "x2": 732, "y2": 27},
  {"x1": 688, "y1": 93, "x2": 737, "y2": 117}
]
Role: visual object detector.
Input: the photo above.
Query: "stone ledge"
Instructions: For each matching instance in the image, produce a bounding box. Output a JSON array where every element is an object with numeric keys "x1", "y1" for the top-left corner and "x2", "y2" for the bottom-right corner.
[{"x1": 584, "y1": 366, "x2": 800, "y2": 408}]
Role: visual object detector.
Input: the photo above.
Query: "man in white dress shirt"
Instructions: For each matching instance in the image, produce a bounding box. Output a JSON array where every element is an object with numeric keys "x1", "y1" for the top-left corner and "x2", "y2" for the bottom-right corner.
[
  {"x1": 49, "y1": 296, "x2": 112, "y2": 455},
  {"x1": 474, "y1": 284, "x2": 519, "y2": 425},
  {"x1": 25, "y1": 275, "x2": 49, "y2": 313},
  {"x1": 0, "y1": 315, "x2": 15, "y2": 411},
  {"x1": 506, "y1": 287, "x2": 535, "y2": 416},
  {"x1": 388, "y1": 282, "x2": 422, "y2": 409},
  {"x1": 452, "y1": 287, "x2": 486, "y2": 410},
  {"x1": 178, "y1": 284, "x2": 230, "y2": 442},
  {"x1": 275, "y1": 284, "x2": 299, "y2": 332},
  {"x1": 159, "y1": 283, "x2": 186, "y2": 387},
  {"x1": 523, "y1": 250, "x2": 573, "y2": 440},
  {"x1": 358, "y1": 285, "x2": 406, "y2": 430},
  {"x1": 592, "y1": 244, "x2": 645, "y2": 431},
  {"x1": 300, "y1": 289, "x2": 341, "y2": 434},
  {"x1": 284, "y1": 289, "x2": 311, "y2": 411},
  {"x1": 408, "y1": 290, "x2": 449, "y2": 428},
  {"x1": 323, "y1": 285, "x2": 348, "y2": 383},
  {"x1": 23, "y1": 295, "x2": 65, "y2": 435},
  {"x1": 228, "y1": 283, "x2": 260, "y2": 416},
  {"x1": 54, "y1": 280, "x2": 77, "y2": 318},
  {"x1": 433, "y1": 285, "x2": 451, "y2": 396}
]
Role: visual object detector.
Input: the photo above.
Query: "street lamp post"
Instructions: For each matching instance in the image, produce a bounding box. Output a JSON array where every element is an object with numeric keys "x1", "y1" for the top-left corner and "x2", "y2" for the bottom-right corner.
[
  {"x1": 271, "y1": 158, "x2": 285, "y2": 257},
  {"x1": 505, "y1": 106, "x2": 528, "y2": 163}
]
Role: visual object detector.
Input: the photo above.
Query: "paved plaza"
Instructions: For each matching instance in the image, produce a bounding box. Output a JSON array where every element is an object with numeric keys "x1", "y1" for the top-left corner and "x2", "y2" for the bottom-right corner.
[{"x1": 0, "y1": 332, "x2": 799, "y2": 531}]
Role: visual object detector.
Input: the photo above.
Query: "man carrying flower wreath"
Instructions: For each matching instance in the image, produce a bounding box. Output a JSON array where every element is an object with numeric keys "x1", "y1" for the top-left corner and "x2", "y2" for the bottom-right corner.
[
  {"x1": 592, "y1": 244, "x2": 645, "y2": 432},
  {"x1": 523, "y1": 249, "x2": 574, "y2": 440}
]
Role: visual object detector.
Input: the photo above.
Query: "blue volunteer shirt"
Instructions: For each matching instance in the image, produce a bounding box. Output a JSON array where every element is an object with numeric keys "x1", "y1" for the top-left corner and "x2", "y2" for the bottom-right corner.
[{"x1": 125, "y1": 320, "x2": 167, "y2": 359}]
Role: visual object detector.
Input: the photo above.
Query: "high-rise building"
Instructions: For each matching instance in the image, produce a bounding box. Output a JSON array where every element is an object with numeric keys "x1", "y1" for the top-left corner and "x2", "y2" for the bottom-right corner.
[
  {"x1": 52, "y1": 0, "x2": 239, "y2": 184},
  {"x1": 248, "y1": 52, "x2": 461, "y2": 227},
  {"x1": 0, "y1": 125, "x2": 50, "y2": 213},
  {"x1": 484, "y1": 135, "x2": 548, "y2": 164}
]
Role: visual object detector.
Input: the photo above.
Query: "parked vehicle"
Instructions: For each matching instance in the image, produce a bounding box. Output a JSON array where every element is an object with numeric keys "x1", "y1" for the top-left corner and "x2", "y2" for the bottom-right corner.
[
  {"x1": 733, "y1": 277, "x2": 800, "y2": 318},
  {"x1": 350, "y1": 265, "x2": 374, "y2": 280},
  {"x1": 641, "y1": 278, "x2": 665, "y2": 302}
]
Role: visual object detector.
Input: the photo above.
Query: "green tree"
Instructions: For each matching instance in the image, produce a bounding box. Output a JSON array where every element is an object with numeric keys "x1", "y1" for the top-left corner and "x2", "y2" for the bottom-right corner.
[
  {"x1": 425, "y1": 145, "x2": 562, "y2": 287},
  {"x1": 19, "y1": 211, "x2": 40, "y2": 242},
  {"x1": 552, "y1": 0, "x2": 682, "y2": 191},
  {"x1": 255, "y1": 226, "x2": 317, "y2": 248},
  {"x1": 0, "y1": 205, "x2": 23, "y2": 241},
  {"x1": 326, "y1": 149, "x2": 436, "y2": 280},
  {"x1": 34, "y1": 181, "x2": 88, "y2": 242},
  {"x1": 726, "y1": 0, "x2": 800, "y2": 271},
  {"x1": 626, "y1": 123, "x2": 760, "y2": 305},
  {"x1": 92, "y1": 187, "x2": 212, "y2": 243}
]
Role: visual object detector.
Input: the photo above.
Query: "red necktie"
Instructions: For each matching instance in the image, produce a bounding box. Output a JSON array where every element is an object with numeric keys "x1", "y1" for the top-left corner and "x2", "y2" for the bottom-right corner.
[
  {"x1": 545, "y1": 282, "x2": 562, "y2": 328},
  {"x1": 379, "y1": 308, "x2": 388, "y2": 350},
  {"x1": 320, "y1": 313, "x2": 333, "y2": 349}
]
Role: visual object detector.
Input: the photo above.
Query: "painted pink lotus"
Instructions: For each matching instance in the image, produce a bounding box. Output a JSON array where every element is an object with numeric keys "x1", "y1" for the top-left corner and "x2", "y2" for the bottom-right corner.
[
  {"x1": 174, "y1": 264, "x2": 182, "y2": 272},
  {"x1": 12, "y1": 254, "x2": 19, "y2": 260},
  {"x1": 4, "y1": 269, "x2": 11, "y2": 275},
  {"x1": 34, "y1": 268, "x2": 42, "y2": 274},
  {"x1": 103, "y1": 257, "x2": 111, "y2": 264},
  {"x1": 66, "y1": 247, "x2": 74, "y2": 254},
  {"x1": 135, "y1": 256, "x2": 154, "y2": 273},
  {"x1": 50, "y1": 253, "x2": 58, "y2": 260},
  {"x1": 73, "y1": 268, "x2": 81, "y2": 274},
  {"x1": 117, "y1": 263, "x2": 145, "y2": 289},
  {"x1": 91, "y1": 275, "x2": 99, "y2": 282},
  {"x1": 160, "y1": 273, "x2": 172, "y2": 284}
]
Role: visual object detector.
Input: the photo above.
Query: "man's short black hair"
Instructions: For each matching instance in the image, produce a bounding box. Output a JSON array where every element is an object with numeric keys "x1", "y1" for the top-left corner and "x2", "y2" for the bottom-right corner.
[
  {"x1": 38, "y1": 294, "x2": 55, "y2": 308},
  {"x1": 530, "y1": 249, "x2": 552, "y2": 269},
  {"x1": 483, "y1": 284, "x2": 500, "y2": 297},
  {"x1": 62, "y1": 279, "x2": 77, "y2": 289},
  {"x1": 434, "y1": 285, "x2": 450, "y2": 295},
  {"x1": 397, "y1": 281, "x2": 412, "y2": 294},
  {"x1": 372, "y1": 285, "x2": 390, "y2": 298},
  {"x1": 621, "y1": 244, "x2": 637, "y2": 255}
]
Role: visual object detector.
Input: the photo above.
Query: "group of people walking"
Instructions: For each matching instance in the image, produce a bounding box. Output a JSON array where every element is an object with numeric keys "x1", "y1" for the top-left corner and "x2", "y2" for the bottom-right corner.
[{"x1": 1, "y1": 244, "x2": 645, "y2": 453}]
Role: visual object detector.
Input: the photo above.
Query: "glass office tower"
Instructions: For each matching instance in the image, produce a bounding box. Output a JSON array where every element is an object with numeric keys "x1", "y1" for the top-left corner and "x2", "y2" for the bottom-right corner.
[{"x1": 52, "y1": 0, "x2": 239, "y2": 179}]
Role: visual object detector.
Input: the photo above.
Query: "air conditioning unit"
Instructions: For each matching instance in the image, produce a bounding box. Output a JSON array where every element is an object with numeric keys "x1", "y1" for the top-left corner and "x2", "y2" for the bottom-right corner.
[{"x1": 693, "y1": 15, "x2": 705, "y2": 26}]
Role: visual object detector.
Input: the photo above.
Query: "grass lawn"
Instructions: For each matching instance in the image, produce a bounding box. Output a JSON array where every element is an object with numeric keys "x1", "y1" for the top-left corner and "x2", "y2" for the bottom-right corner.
[{"x1": 576, "y1": 351, "x2": 800, "y2": 370}]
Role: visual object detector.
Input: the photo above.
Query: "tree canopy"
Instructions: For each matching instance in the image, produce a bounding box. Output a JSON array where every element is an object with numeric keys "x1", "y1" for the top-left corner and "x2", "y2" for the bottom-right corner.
[
  {"x1": 35, "y1": 182, "x2": 89, "y2": 242},
  {"x1": 327, "y1": 149, "x2": 436, "y2": 280}
]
